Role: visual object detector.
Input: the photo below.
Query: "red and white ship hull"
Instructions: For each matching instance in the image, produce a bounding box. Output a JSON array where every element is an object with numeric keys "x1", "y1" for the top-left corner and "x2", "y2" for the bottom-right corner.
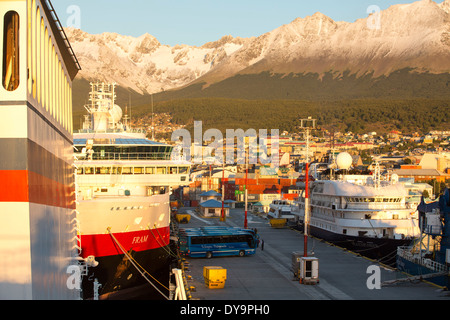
[
  {"x1": 77, "y1": 194, "x2": 172, "y2": 300},
  {"x1": 73, "y1": 82, "x2": 189, "y2": 300}
]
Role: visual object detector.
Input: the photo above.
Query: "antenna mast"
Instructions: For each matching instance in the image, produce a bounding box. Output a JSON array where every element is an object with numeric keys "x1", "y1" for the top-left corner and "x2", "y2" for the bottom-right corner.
[{"x1": 299, "y1": 117, "x2": 316, "y2": 164}]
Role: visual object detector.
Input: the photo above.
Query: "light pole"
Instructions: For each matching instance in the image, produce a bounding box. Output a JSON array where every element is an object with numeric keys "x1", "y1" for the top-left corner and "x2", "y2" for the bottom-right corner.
[
  {"x1": 299, "y1": 117, "x2": 316, "y2": 257},
  {"x1": 244, "y1": 159, "x2": 248, "y2": 229},
  {"x1": 221, "y1": 162, "x2": 226, "y2": 222}
]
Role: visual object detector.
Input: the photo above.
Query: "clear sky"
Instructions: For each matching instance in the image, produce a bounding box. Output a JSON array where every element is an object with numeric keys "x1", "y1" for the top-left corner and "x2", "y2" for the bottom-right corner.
[{"x1": 52, "y1": 0, "x2": 444, "y2": 46}]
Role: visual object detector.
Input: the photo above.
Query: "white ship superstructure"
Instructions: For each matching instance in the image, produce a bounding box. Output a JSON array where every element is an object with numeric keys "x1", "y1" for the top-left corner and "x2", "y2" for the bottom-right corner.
[
  {"x1": 0, "y1": 0, "x2": 81, "y2": 299},
  {"x1": 268, "y1": 200, "x2": 295, "y2": 220},
  {"x1": 294, "y1": 153, "x2": 420, "y2": 264}
]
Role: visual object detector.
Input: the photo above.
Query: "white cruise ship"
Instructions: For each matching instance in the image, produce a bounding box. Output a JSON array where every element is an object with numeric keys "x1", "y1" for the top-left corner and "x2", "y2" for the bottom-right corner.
[
  {"x1": 73, "y1": 82, "x2": 190, "y2": 299},
  {"x1": 294, "y1": 152, "x2": 420, "y2": 265}
]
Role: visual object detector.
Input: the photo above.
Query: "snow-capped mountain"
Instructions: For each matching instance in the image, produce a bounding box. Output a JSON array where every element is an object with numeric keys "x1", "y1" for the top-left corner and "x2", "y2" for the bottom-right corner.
[
  {"x1": 66, "y1": 0, "x2": 450, "y2": 94},
  {"x1": 65, "y1": 28, "x2": 248, "y2": 94},
  {"x1": 199, "y1": 0, "x2": 450, "y2": 84}
]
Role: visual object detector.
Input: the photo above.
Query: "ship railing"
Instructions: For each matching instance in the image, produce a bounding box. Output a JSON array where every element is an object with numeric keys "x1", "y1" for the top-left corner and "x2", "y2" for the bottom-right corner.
[
  {"x1": 346, "y1": 203, "x2": 405, "y2": 210},
  {"x1": 77, "y1": 128, "x2": 147, "y2": 134},
  {"x1": 397, "y1": 246, "x2": 448, "y2": 273},
  {"x1": 74, "y1": 152, "x2": 171, "y2": 161}
]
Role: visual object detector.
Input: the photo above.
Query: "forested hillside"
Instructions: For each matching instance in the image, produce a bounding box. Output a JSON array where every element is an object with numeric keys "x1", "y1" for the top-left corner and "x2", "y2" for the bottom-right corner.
[
  {"x1": 131, "y1": 97, "x2": 450, "y2": 135},
  {"x1": 72, "y1": 69, "x2": 450, "y2": 135}
]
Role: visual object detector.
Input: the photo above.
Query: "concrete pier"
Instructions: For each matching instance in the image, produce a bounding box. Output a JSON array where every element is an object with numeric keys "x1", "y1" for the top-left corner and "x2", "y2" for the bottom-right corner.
[{"x1": 177, "y1": 207, "x2": 449, "y2": 300}]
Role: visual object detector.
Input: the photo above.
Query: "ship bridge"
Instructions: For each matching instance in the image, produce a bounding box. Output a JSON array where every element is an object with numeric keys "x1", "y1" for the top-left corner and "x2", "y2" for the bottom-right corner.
[{"x1": 74, "y1": 133, "x2": 174, "y2": 161}]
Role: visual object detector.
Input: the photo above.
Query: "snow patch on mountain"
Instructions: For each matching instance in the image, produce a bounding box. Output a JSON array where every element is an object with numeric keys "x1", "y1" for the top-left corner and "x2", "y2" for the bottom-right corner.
[{"x1": 65, "y1": 28, "x2": 247, "y2": 94}]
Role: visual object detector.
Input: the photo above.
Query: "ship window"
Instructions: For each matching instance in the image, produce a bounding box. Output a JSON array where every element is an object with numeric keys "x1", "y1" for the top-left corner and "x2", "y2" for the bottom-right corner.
[
  {"x1": 134, "y1": 167, "x2": 144, "y2": 174},
  {"x1": 179, "y1": 166, "x2": 189, "y2": 174},
  {"x1": 85, "y1": 167, "x2": 94, "y2": 175},
  {"x1": 95, "y1": 167, "x2": 110, "y2": 175},
  {"x1": 122, "y1": 167, "x2": 132, "y2": 174},
  {"x1": 99, "y1": 167, "x2": 111, "y2": 174},
  {"x1": 157, "y1": 167, "x2": 166, "y2": 174},
  {"x1": 2, "y1": 11, "x2": 20, "y2": 91},
  {"x1": 169, "y1": 167, "x2": 178, "y2": 174},
  {"x1": 145, "y1": 167, "x2": 155, "y2": 174}
]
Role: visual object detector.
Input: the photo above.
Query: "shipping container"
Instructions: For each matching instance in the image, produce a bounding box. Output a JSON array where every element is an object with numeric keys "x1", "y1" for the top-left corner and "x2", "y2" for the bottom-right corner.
[
  {"x1": 203, "y1": 266, "x2": 227, "y2": 282},
  {"x1": 203, "y1": 266, "x2": 227, "y2": 289}
]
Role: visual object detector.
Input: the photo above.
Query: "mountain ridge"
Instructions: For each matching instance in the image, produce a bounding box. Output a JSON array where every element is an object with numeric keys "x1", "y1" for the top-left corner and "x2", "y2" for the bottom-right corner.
[
  {"x1": 195, "y1": 0, "x2": 450, "y2": 87},
  {"x1": 66, "y1": 0, "x2": 450, "y2": 95},
  {"x1": 65, "y1": 28, "x2": 249, "y2": 94}
]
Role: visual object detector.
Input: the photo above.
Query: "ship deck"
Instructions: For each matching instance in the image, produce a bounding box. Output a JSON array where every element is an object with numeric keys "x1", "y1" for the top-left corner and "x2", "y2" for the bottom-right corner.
[{"x1": 176, "y1": 207, "x2": 449, "y2": 301}]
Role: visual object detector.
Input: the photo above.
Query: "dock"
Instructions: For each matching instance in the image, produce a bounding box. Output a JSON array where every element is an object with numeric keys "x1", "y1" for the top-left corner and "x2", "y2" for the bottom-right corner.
[{"x1": 175, "y1": 207, "x2": 449, "y2": 301}]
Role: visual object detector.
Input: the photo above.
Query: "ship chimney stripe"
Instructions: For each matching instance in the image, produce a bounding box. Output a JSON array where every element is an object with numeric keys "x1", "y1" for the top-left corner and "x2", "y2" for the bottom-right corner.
[
  {"x1": 0, "y1": 170, "x2": 29, "y2": 202},
  {"x1": 0, "y1": 170, "x2": 75, "y2": 209},
  {"x1": 0, "y1": 139, "x2": 72, "y2": 180}
]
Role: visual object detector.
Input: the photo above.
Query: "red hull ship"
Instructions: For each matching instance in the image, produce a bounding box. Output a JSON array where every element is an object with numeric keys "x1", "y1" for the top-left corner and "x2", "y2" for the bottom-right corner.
[{"x1": 74, "y1": 83, "x2": 190, "y2": 299}]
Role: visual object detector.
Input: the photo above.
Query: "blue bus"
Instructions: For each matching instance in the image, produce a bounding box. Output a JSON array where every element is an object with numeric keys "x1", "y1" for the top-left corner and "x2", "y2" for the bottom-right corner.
[{"x1": 179, "y1": 226, "x2": 259, "y2": 258}]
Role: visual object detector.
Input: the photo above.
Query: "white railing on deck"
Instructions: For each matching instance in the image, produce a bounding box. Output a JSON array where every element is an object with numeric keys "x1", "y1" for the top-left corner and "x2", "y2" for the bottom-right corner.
[{"x1": 397, "y1": 246, "x2": 448, "y2": 273}]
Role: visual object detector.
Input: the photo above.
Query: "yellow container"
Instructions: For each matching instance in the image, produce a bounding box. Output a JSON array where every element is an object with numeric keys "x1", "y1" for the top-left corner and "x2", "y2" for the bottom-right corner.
[
  {"x1": 175, "y1": 214, "x2": 191, "y2": 223},
  {"x1": 203, "y1": 266, "x2": 227, "y2": 282},
  {"x1": 270, "y1": 218, "x2": 287, "y2": 228}
]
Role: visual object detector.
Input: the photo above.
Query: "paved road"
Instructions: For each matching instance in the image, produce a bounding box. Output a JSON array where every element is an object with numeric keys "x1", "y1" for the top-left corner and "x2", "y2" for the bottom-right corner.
[{"x1": 177, "y1": 207, "x2": 449, "y2": 301}]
